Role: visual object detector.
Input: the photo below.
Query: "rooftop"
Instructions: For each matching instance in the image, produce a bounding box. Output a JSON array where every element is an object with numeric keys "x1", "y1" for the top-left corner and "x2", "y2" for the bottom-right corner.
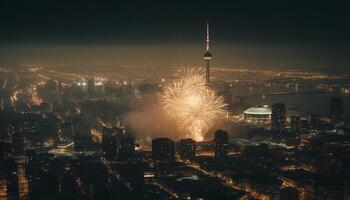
[{"x1": 244, "y1": 106, "x2": 272, "y2": 115}]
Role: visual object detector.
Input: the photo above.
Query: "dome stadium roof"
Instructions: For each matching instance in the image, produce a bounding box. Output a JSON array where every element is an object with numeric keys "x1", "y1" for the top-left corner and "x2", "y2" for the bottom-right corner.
[{"x1": 244, "y1": 106, "x2": 272, "y2": 115}]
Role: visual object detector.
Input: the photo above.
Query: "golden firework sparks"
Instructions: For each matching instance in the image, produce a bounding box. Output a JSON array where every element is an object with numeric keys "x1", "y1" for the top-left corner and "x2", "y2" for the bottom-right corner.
[{"x1": 161, "y1": 67, "x2": 227, "y2": 141}]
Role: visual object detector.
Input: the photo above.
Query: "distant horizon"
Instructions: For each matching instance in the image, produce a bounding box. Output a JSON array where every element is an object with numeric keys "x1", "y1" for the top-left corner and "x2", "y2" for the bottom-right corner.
[
  {"x1": 1, "y1": 43, "x2": 350, "y2": 72},
  {"x1": 1, "y1": 1, "x2": 350, "y2": 71}
]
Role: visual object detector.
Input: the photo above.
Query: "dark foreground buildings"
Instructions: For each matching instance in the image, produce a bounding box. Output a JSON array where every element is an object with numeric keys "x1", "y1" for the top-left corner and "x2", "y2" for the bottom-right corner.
[
  {"x1": 1, "y1": 84, "x2": 349, "y2": 200},
  {"x1": 177, "y1": 138, "x2": 196, "y2": 160},
  {"x1": 152, "y1": 138, "x2": 175, "y2": 161},
  {"x1": 271, "y1": 103, "x2": 286, "y2": 131},
  {"x1": 214, "y1": 130, "x2": 229, "y2": 158},
  {"x1": 330, "y1": 97, "x2": 344, "y2": 126},
  {"x1": 102, "y1": 127, "x2": 135, "y2": 160}
]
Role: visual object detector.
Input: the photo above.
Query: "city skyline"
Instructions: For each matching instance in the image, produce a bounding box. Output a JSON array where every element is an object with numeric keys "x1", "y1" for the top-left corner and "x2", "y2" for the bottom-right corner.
[{"x1": 1, "y1": 1, "x2": 350, "y2": 200}]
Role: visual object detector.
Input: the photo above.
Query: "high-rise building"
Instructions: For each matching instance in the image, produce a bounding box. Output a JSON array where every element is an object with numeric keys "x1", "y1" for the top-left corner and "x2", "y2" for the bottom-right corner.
[
  {"x1": 214, "y1": 130, "x2": 229, "y2": 158},
  {"x1": 290, "y1": 116, "x2": 301, "y2": 134},
  {"x1": 119, "y1": 126, "x2": 136, "y2": 160},
  {"x1": 177, "y1": 138, "x2": 196, "y2": 159},
  {"x1": 12, "y1": 125, "x2": 24, "y2": 156},
  {"x1": 152, "y1": 138, "x2": 175, "y2": 161},
  {"x1": 73, "y1": 118, "x2": 92, "y2": 152},
  {"x1": 4, "y1": 157, "x2": 19, "y2": 200},
  {"x1": 87, "y1": 77, "x2": 95, "y2": 97},
  {"x1": 330, "y1": 97, "x2": 343, "y2": 126},
  {"x1": 102, "y1": 127, "x2": 124, "y2": 160},
  {"x1": 120, "y1": 135, "x2": 135, "y2": 160},
  {"x1": 309, "y1": 114, "x2": 320, "y2": 130},
  {"x1": 102, "y1": 127, "x2": 135, "y2": 160},
  {"x1": 204, "y1": 21, "x2": 212, "y2": 86},
  {"x1": 271, "y1": 103, "x2": 286, "y2": 131}
]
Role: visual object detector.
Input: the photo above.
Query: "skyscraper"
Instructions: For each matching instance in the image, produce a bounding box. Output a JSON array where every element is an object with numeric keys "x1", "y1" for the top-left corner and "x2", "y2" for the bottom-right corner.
[
  {"x1": 290, "y1": 116, "x2": 301, "y2": 134},
  {"x1": 177, "y1": 138, "x2": 196, "y2": 159},
  {"x1": 12, "y1": 125, "x2": 24, "y2": 156},
  {"x1": 73, "y1": 118, "x2": 92, "y2": 152},
  {"x1": 152, "y1": 138, "x2": 175, "y2": 161},
  {"x1": 214, "y1": 130, "x2": 229, "y2": 158},
  {"x1": 102, "y1": 127, "x2": 123, "y2": 160},
  {"x1": 87, "y1": 77, "x2": 95, "y2": 97},
  {"x1": 271, "y1": 103, "x2": 286, "y2": 131},
  {"x1": 330, "y1": 97, "x2": 343, "y2": 126},
  {"x1": 290, "y1": 115, "x2": 301, "y2": 134},
  {"x1": 204, "y1": 21, "x2": 212, "y2": 87},
  {"x1": 120, "y1": 134, "x2": 135, "y2": 160},
  {"x1": 102, "y1": 127, "x2": 135, "y2": 160},
  {"x1": 309, "y1": 114, "x2": 320, "y2": 130}
]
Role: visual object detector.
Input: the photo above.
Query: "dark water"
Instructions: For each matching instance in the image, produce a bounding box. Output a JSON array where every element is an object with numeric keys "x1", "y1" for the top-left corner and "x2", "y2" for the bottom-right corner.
[{"x1": 245, "y1": 93, "x2": 350, "y2": 115}]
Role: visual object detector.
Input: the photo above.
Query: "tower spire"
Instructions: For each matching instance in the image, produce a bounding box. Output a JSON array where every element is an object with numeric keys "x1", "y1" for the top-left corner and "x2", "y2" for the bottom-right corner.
[
  {"x1": 204, "y1": 20, "x2": 212, "y2": 87},
  {"x1": 206, "y1": 20, "x2": 210, "y2": 52}
]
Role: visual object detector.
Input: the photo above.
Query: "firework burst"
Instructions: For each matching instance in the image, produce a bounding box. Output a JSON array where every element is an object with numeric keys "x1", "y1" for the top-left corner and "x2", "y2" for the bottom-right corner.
[{"x1": 161, "y1": 67, "x2": 227, "y2": 141}]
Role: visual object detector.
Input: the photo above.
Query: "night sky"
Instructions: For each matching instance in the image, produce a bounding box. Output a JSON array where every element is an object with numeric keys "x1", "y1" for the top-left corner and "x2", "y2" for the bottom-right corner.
[{"x1": 1, "y1": 0, "x2": 350, "y2": 69}]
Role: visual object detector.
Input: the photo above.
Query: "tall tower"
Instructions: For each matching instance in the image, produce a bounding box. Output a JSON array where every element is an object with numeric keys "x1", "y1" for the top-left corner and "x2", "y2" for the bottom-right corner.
[{"x1": 204, "y1": 21, "x2": 212, "y2": 87}]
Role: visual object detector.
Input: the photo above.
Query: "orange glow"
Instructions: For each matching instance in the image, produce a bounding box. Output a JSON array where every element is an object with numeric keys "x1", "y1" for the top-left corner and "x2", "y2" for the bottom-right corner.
[{"x1": 161, "y1": 67, "x2": 227, "y2": 141}]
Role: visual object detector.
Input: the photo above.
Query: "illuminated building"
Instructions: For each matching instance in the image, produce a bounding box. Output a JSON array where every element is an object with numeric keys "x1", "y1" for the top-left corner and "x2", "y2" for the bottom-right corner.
[
  {"x1": 290, "y1": 116, "x2": 301, "y2": 133},
  {"x1": 341, "y1": 87, "x2": 350, "y2": 95},
  {"x1": 152, "y1": 138, "x2": 175, "y2": 161},
  {"x1": 330, "y1": 97, "x2": 343, "y2": 126},
  {"x1": 243, "y1": 105, "x2": 271, "y2": 124},
  {"x1": 271, "y1": 103, "x2": 286, "y2": 131},
  {"x1": 177, "y1": 138, "x2": 196, "y2": 159},
  {"x1": 204, "y1": 21, "x2": 212, "y2": 86},
  {"x1": 214, "y1": 130, "x2": 229, "y2": 158},
  {"x1": 17, "y1": 161, "x2": 29, "y2": 199}
]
